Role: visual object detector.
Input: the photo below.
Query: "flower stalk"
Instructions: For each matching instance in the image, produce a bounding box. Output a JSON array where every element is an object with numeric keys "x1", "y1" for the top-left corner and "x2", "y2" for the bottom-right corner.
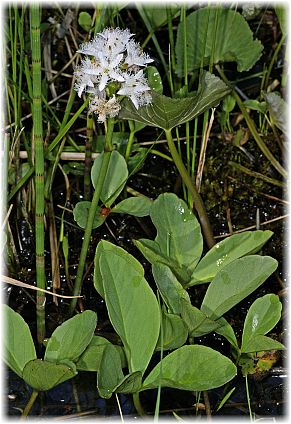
[{"x1": 68, "y1": 118, "x2": 115, "y2": 315}]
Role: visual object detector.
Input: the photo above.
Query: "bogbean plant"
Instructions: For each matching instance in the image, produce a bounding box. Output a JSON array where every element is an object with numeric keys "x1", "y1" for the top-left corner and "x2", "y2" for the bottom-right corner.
[
  {"x1": 4, "y1": 192, "x2": 284, "y2": 416},
  {"x1": 4, "y1": 20, "x2": 284, "y2": 417}
]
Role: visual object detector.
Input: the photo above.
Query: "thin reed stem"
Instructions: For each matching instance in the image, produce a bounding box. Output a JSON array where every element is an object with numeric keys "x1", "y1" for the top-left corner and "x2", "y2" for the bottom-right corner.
[
  {"x1": 30, "y1": 4, "x2": 46, "y2": 344},
  {"x1": 216, "y1": 65, "x2": 287, "y2": 179}
]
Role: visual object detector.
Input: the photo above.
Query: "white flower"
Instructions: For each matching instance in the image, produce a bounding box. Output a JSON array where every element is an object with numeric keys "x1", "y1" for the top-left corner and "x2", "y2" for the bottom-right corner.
[
  {"x1": 99, "y1": 27, "x2": 133, "y2": 57},
  {"x1": 124, "y1": 40, "x2": 154, "y2": 68},
  {"x1": 117, "y1": 70, "x2": 152, "y2": 109},
  {"x1": 74, "y1": 58, "x2": 99, "y2": 97},
  {"x1": 95, "y1": 51, "x2": 125, "y2": 91},
  {"x1": 89, "y1": 95, "x2": 121, "y2": 123},
  {"x1": 74, "y1": 27, "x2": 154, "y2": 118}
]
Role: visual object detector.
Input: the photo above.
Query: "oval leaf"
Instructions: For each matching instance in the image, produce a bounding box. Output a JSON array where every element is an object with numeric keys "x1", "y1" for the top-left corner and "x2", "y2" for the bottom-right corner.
[
  {"x1": 189, "y1": 230, "x2": 273, "y2": 286},
  {"x1": 73, "y1": 201, "x2": 106, "y2": 229},
  {"x1": 119, "y1": 72, "x2": 230, "y2": 130},
  {"x1": 96, "y1": 240, "x2": 160, "y2": 374},
  {"x1": 241, "y1": 294, "x2": 284, "y2": 353},
  {"x1": 115, "y1": 371, "x2": 142, "y2": 394},
  {"x1": 91, "y1": 150, "x2": 128, "y2": 206},
  {"x1": 45, "y1": 310, "x2": 97, "y2": 362},
  {"x1": 78, "y1": 11, "x2": 92, "y2": 32},
  {"x1": 142, "y1": 345, "x2": 236, "y2": 391},
  {"x1": 76, "y1": 336, "x2": 127, "y2": 371},
  {"x1": 151, "y1": 193, "x2": 203, "y2": 274},
  {"x1": 201, "y1": 256, "x2": 278, "y2": 320},
  {"x1": 97, "y1": 344, "x2": 124, "y2": 399},
  {"x1": 3, "y1": 305, "x2": 36, "y2": 378},
  {"x1": 180, "y1": 300, "x2": 220, "y2": 337},
  {"x1": 75, "y1": 336, "x2": 110, "y2": 372},
  {"x1": 152, "y1": 263, "x2": 191, "y2": 314},
  {"x1": 23, "y1": 359, "x2": 77, "y2": 391},
  {"x1": 156, "y1": 311, "x2": 188, "y2": 351},
  {"x1": 145, "y1": 66, "x2": 163, "y2": 93},
  {"x1": 111, "y1": 196, "x2": 153, "y2": 217},
  {"x1": 175, "y1": 8, "x2": 263, "y2": 77}
]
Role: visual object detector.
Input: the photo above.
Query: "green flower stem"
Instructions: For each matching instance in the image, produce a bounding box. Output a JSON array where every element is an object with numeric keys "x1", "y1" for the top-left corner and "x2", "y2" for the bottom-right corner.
[
  {"x1": 125, "y1": 130, "x2": 135, "y2": 163},
  {"x1": 133, "y1": 392, "x2": 146, "y2": 416},
  {"x1": 68, "y1": 118, "x2": 115, "y2": 315},
  {"x1": 216, "y1": 65, "x2": 287, "y2": 179},
  {"x1": 22, "y1": 390, "x2": 39, "y2": 418},
  {"x1": 165, "y1": 129, "x2": 215, "y2": 249},
  {"x1": 84, "y1": 113, "x2": 94, "y2": 200},
  {"x1": 30, "y1": 4, "x2": 46, "y2": 344}
]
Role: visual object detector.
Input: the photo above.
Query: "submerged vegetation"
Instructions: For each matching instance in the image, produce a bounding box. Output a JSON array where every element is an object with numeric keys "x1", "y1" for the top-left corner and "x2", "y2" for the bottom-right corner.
[{"x1": 2, "y1": 2, "x2": 286, "y2": 420}]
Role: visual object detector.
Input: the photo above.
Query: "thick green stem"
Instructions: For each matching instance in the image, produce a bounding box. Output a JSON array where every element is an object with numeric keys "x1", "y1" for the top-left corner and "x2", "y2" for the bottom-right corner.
[
  {"x1": 21, "y1": 390, "x2": 39, "y2": 418},
  {"x1": 165, "y1": 129, "x2": 215, "y2": 249},
  {"x1": 216, "y1": 65, "x2": 287, "y2": 179},
  {"x1": 30, "y1": 4, "x2": 46, "y2": 344},
  {"x1": 68, "y1": 119, "x2": 115, "y2": 315},
  {"x1": 133, "y1": 392, "x2": 146, "y2": 416}
]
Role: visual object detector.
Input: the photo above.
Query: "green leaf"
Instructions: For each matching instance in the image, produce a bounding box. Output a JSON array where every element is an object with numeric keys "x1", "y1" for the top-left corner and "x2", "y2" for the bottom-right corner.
[
  {"x1": 145, "y1": 66, "x2": 163, "y2": 94},
  {"x1": 44, "y1": 311, "x2": 97, "y2": 363},
  {"x1": 222, "y1": 95, "x2": 236, "y2": 113},
  {"x1": 243, "y1": 99, "x2": 268, "y2": 114},
  {"x1": 275, "y1": 6, "x2": 287, "y2": 37},
  {"x1": 215, "y1": 317, "x2": 239, "y2": 350},
  {"x1": 264, "y1": 92, "x2": 287, "y2": 134},
  {"x1": 241, "y1": 294, "x2": 284, "y2": 353},
  {"x1": 189, "y1": 230, "x2": 273, "y2": 286},
  {"x1": 201, "y1": 256, "x2": 278, "y2": 320},
  {"x1": 114, "y1": 371, "x2": 143, "y2": 394},
  {"x1": 216, "y1": 386, "x2": 236, "y2": 411},
  {"x1": 76, "y1": 336, "x2": 110, "y2": 372},
  {"x1": 22, "y1": 359, "x2": 77, "y2": 391},
  {"x1": 175, "y1": 8, "x2": 263, "y2": 77},
  {"x1": 73, "y1": 201, "x2": 106, "y2": 229},
  {"x1": 242, "y1": 335, "x2": 285, "y2": 354},
  {"x1": 76, "y1": 336, "x2": 127, "y2": 371},
  {"x1": 91, "y1": 151, "x2": 128, "y2": 206},
  {"x1": 180, "y1": 300, "x2": 220, "y2": 337},
  {"x1": 151, "y1": 193, "x2": 203, "y2": 274},
  {"x1": 97, "y1": 344, "x2": 124, "y2": 399},
  {"x1": 156, "y1": 311, "x2": 188, "y2": 351},
  {"x1": 111, "y1": 196, "x2": 153, "y2": 217},
  {"x1": 119, "y1": 72, "x2": 230, "y2": 130},
  {"x1": 94, "y1": 132, "x2": 129, "y2": 154},
  {"x1": 143, "y1": 6, "x2": 180, "y2": 29},
  {"x1": 78, "y1": 11, "x2": 92, "y2": 32},
  {"x1": 3, "y1": 305, "x2": 36, "y2": 378},
  {"x1": 134, "y1": 238, "x2": 190, "y2": 284},
  {"x1": 96, "y1": 241, "x2": 160, "y2": 374},
  {"x1": 152, "y1": 263, "x2": 191, "y2": 314},
  {"x1": 142, "y1": 345, "x2": 236, "y2": 391}
]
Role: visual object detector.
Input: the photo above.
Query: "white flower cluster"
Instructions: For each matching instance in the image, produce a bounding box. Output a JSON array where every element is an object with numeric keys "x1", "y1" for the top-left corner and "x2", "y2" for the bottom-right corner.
[{"x1": 74, "y1": 27, "x2": 153, "y2": 122}]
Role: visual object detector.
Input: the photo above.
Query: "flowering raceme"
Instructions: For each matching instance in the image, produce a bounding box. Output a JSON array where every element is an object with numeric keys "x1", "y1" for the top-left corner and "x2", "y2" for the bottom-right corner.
[{"x1": 74, "y1": 27, "x2": 153, "y2": 122}]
